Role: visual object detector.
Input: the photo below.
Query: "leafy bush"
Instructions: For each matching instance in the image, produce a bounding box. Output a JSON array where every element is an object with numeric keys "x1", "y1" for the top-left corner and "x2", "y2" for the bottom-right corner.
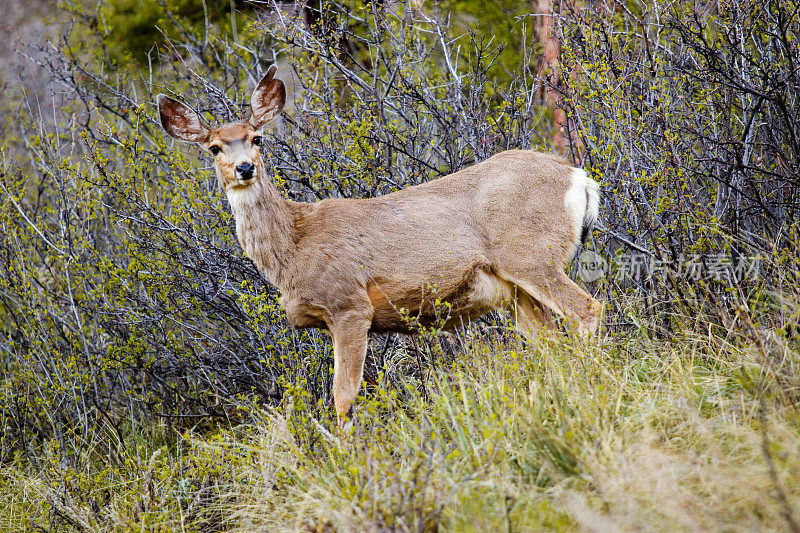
[
  {"x1": 0, "y1": 0, "x2": 544, "y2": 507},
  {"x1": 1, "y1": 0, "x2": 799, "y2": 529},
  {"x1": 556, "y1": 0, "x2": 800, "y2": 321},
  {"x1": 89, "y1": 0, "x2": 250, "y2": 65}
]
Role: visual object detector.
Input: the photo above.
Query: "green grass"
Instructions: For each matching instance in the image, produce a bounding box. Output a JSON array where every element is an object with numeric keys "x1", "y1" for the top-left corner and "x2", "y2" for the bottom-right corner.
[{"x1": 2, "y1": 320, "x2": 799, "y2": 531}]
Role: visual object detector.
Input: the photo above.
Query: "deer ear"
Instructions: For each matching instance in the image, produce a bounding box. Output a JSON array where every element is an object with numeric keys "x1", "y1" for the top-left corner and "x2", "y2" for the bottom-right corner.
[
  {"x1": 157, "y1": 94, "x2": 209, "y2": 143},
  {"x1": 248, "y1": 65, "x2": 286, "y2": 128}
]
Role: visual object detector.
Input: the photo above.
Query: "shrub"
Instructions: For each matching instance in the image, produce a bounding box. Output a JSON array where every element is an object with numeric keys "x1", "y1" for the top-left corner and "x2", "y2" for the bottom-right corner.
[
  {"x1": 1, "y1": 0, "x2": 799, "y2": 528},
  {"x1": 556, "y1": 0, "x2": 800, "y2": 324}
]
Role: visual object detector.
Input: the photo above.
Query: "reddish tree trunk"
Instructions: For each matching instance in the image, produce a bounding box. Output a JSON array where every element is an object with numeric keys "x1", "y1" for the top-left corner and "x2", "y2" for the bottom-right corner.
[{"x1": 535, "y1": 0, "x2": 569, "y2": 153}]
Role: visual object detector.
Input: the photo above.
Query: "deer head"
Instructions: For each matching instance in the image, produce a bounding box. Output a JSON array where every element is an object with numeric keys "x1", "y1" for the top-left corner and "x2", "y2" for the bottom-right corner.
[{"x1": 157, "y1": 65, "x2": 286, "y2": 192}]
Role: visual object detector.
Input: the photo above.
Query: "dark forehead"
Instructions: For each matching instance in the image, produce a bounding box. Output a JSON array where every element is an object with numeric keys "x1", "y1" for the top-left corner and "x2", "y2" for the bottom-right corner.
[{"x1": 210, "y1": 122, "x2": 255, "y2": 143}]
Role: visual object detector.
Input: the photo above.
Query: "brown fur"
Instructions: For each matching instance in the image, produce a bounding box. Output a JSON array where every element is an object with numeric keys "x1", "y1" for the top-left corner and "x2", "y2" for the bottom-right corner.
[{"x1": 158, "y1": 66, "x2": 603, "y2": 427}]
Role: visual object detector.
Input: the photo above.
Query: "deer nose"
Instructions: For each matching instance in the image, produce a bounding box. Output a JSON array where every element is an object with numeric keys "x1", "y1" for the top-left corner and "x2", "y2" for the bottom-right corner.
[{"x1": 236, "y1": 162, "x2": 255, "y2": 180}]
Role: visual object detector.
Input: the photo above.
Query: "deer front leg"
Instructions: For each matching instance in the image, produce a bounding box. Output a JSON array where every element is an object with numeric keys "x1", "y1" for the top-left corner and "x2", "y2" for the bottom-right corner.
[{"x1": 330, "y1": 311, "x2": 371, "y2": 429}]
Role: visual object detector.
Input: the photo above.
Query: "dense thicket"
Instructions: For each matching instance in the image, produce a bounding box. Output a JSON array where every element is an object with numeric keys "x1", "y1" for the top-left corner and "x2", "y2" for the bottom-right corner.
[
  {"x1": 0, "y1": 0, "x2": 798, "y2": 527},
  {"x1": 558, "y1": 0, "x2": 800, "y2": 316},
  {"x1": 0, "y1": 0, "x2": 548, "y2": 475}
]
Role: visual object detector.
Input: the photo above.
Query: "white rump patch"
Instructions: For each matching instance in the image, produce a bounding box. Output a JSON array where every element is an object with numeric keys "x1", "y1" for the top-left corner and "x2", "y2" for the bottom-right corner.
[
  {"x1": 584, "y1": 174, "x2": 600, "y2": 230},
  {"x1": 564, "y1": 168, "x2": 589, "y2": 244}
]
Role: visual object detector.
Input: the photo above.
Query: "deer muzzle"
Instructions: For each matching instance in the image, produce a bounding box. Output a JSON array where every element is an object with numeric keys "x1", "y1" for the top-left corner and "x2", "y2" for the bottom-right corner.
[{"x1": 236, "y1": 162, "x2": 255, "y2": 181}]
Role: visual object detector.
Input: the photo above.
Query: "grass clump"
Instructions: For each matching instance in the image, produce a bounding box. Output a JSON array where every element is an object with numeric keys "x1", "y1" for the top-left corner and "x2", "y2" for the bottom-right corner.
[
  {"x1": 7, "y1": 315, "x2": 793, "y2": 531},
  {"x1": 240, "y1": 326, "x2": 799, "y2": 532}
]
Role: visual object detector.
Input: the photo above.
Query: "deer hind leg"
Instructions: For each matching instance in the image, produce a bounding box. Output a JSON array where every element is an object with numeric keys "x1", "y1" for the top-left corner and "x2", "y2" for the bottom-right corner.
[
  {"x1": 330, "y1": 311, "x2": 372, "y2": 429},
  {"x1": 510, "y1": 290, "x2": 555, "y2": 341},
  {"x1": 500, "y1": 268, "x2": 602, "y2": 338}
]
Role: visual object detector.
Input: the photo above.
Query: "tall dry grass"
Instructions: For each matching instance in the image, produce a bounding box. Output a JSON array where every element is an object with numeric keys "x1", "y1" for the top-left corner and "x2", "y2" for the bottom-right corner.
[{"x1": 4, "y1": 307, "x2": 797, "y2": 532}]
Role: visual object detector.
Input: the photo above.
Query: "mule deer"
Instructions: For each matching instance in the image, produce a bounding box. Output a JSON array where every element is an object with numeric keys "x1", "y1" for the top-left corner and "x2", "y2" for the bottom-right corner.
[{"x1": 158, "y1": 66, "x2": 602, "y2": 427}]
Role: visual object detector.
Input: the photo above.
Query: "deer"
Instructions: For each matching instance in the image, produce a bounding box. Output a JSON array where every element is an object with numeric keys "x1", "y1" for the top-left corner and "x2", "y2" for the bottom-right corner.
[{"x1": 158, "y1": 65, "x2": 602, "y2": 428}]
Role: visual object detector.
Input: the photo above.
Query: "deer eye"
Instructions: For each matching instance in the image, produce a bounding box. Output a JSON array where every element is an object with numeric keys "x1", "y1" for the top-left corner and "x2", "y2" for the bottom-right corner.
[
  {"x1": 252, "y1": 136, "x2": 262, "y2": 146},
  {"x1": 209, "y1": 145, "x2": 221, "y2": 156}
]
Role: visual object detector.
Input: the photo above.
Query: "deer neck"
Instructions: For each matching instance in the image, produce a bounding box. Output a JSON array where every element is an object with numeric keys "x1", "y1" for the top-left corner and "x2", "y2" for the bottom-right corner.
[{"x1": 226, "y1": 173, "x2": 296, "y2": 288}]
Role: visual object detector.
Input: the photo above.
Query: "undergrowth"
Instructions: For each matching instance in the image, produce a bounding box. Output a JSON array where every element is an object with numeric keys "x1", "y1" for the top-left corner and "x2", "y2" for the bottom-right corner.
[
  {"x1": 2, "y1": 1, "x2": 799, "y2": 531},
  {"x1": 3, "y1": 312, "x2": 798, "y2": 532}
]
